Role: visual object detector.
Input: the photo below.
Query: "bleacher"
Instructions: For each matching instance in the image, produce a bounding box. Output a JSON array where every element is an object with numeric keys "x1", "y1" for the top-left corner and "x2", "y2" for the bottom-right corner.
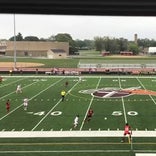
[{"x1": 78, "y1": 63, "x2": 156, "y2": 69}]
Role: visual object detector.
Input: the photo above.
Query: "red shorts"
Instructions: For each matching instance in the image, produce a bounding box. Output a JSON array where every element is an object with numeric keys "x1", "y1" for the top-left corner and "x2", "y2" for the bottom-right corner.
[
  {"x1": 124, "y1": 131, "x2": 131, "y2": 135},
  {"x1": 6, "y1": 107, "x2": 10, "y2": 110}
]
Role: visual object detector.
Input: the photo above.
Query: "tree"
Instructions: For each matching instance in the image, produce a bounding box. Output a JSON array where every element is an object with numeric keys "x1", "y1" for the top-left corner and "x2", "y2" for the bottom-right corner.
[
  {"x1": 84, "y1": 39, "x2": 94, "y2": 50},
  {"x1": 24, "y1": 36, "x2": 39, "y2": 41},
  {"x1": 55, "y1": 33, "x2": 78, "y2": 55},
  {"x1": 47, "y1": 35, "x2": 56, "y2": 41},
  {"x1": 75, "y1": 39, "x2": 94, "y2": 50},
  {"x1": 75, "y1": 39, "x2": 86, "y2": 49},
  {"x1": 94, "y1": 36, "x2": 105, "y2": 51},
  {"x1": 55, "y1": 33, "x2": 73, "y2": 42},
  {"x1": 128, "y1": 43, "x2": 139, "y2": 55},
  {"x1": 137, "y1": 38, "x2": 151, "y2": 48},
  {"x1": 39, "y1": 38, "x2": 47, "y2": 41},
  {"x1": 117, "y1": 38, "x2": 128, "y2": 51},
  {"x1": 108, "y1": 38, "x2": 120, "y2": 54},
  {"x1": 94, "y1": 36, "x2": 129, "y2": 54},
  {"x1": 9, "y1": 32, "x2": 23, "y2": 41}
]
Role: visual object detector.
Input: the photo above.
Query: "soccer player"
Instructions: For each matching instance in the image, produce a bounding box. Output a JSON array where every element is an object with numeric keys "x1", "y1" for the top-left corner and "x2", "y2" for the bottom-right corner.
[
  {"x1": 23, "y1": 98, "x2": 28, "y2": 110},
  {"x1": 121, "y1": 123, "x2": 132, "y2": 142},
  {"x1": 6, "y1": 99, "x2": 10, "y2": 113},
  {"x1": 0, "y1": 76, "x2": 2, "y2": 84},
  {"x1": 65, "y1": 81, "x2": 69, "y2": 87},
  {"x1": 85, "y1": 108, "x2": 94, "y2": 122},
  {"x1": 61, "y1": 90, "x2": 66, "y2": 102},
  {"x1": 73, "y1": 115, "x2": 79, "y2": 128},
  {"x1": 79, "y1": 76, "x2": 82, "y2": 82},
  {"x1": 16, "y1": 84, "x2": 22, "y2": 93}
]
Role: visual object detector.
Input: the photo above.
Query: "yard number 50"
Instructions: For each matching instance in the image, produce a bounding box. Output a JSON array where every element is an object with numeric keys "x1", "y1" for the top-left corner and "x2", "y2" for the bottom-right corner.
[{"x1": 112, "y1": 111, "x2": 138, "y2": 116}]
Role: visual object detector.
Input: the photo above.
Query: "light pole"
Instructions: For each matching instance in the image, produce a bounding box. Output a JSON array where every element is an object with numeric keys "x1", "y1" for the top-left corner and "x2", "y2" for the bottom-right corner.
[{"x1": 13, "y1": 14, "x2": 17, "y2": 69}]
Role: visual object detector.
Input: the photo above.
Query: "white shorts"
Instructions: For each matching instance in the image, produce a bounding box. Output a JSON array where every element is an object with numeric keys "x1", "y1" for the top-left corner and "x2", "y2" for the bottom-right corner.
[
  {"x1": 17, "y1": 88, "x2": 21, "y2": 91},
  {"x1": 74, "y1": 121, "x2": 78, "y2": 126},
  {"x1": 24, "y1": 102, "x2": 28, "y2": 107}
]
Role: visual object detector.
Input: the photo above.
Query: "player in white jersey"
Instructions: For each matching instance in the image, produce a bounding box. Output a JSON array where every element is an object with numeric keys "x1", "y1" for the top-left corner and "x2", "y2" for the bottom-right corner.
[
  {"x1": 73, "y1": 115, "x2": 79, "y2": 128},
  {"x1": 79, "y1": 76, "x2": 82, "y2": 82},
  {"x1": 23, "y1": 98, "x2": 28, "y2": 110},
  {"x1": 16, "y1": 85, "x2": 22, "y2": 93}
]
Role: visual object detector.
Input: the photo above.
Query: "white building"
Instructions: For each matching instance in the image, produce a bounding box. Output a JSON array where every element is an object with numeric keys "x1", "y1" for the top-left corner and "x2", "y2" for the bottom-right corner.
[{"x1": 148, "y1": 47, "x2": 156, "y2": 55}]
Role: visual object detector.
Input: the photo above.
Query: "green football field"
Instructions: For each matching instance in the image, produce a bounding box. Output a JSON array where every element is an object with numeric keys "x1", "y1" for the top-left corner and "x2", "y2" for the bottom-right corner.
[{"x1": 0, "y1": 75, "x2": 156, "y2": 156}]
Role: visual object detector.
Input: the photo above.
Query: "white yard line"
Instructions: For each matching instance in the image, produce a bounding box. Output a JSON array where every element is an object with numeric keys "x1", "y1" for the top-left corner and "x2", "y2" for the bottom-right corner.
[
  {"x1": 118, "y1": 77, "x2": 127, "y2": 123},
  {"x1": 0, "y1": 149, "x2": 156, "y2": 154},
  {"x1": 121, "y1": 97, "x2": 127, "y2": 123},
  {"x1": 31, "y1": 80, "x2": 80, "y2": 131},
  {"x1": 31, "y1": 99, "x2": 62, "y2": 131},
  {"x1": 0, "y1": 78, "x2": 25, "y2": 89},
  {"x1": 136, "y1": 77, "x2": 156, "y2": 105},
  {"x1": 0, "y1": 78, "x2": 64, "y2": 121},
  {"x1": 0, "y1": 150, "x2": 131, "y2": 153},
  {"x1": 80, "y1": 77, "x2": 101, "y2": 131},
  {"x1": 0, "y1": 81, "x2": 38, "y2": 100}
]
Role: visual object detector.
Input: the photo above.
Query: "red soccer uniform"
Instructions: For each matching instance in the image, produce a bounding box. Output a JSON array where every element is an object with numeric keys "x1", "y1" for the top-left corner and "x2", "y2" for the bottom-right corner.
[
  {"x1": 65, "y1": 81, "x2": 69, "y2": 87},
  {"x1": 124, "y1": 125, "x2": 131, "y2": 135},
  {"x1": 121, "y1": 123, "x2": 132, "y2": 143},
  {"x1": 6, "y1": 100, "x2": 10, "y2": 113},
  {"x1": 0, "y1": 76, "x2": 2, "y2": 83},
  {"x1": 87, "y1": 109, "x2": 94, "y2": 117},
  {"x1": 85, "y1": 109, "x2": 94, "y2": 122}
]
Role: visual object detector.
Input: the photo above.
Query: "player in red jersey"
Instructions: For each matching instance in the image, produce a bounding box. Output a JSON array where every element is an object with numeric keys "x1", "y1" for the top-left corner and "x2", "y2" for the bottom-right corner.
[
  {"x1": 6, "y1": 99, "x2": 10, "y2": 113},
  {"x1": 85, "y1": 108, "x2": 94, "y2": 122},
  {"x1": 121, "y1": 123, "x2": 132, "y2": 142},
  {"x1": 0, "y1": 76, "x2": 2, "y2": 84},
  {"x1": 65, "y1": 81, "x2": 69, "y2": 87}
]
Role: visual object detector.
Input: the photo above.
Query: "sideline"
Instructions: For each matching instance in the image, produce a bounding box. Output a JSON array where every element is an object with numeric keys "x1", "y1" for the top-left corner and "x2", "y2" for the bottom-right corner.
[{"x1": 0, "y1": 130, "x2": 156, "y2": 138}]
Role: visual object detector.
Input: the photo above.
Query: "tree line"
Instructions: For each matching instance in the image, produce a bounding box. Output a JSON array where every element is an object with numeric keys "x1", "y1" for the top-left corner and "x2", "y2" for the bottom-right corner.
[{"x1": 7, "y1": 32, "x2": 156, "y2": 55}]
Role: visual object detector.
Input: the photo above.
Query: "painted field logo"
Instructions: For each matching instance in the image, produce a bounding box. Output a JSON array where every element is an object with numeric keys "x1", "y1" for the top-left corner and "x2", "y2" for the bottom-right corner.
[{"x1": 79, "y1": 87, "x2": 156, "y2": 98}]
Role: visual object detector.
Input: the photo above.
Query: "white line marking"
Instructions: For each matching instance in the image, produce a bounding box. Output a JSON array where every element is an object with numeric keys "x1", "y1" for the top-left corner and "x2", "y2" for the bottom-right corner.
[
  {"x1": 0, "y1": 150, "x2": 130, "y2": 153},
  {"x1": 136, "y1": 154, "x2": 156, "y2": 156},
  {"x1": 118, "y1": 77, "x2": 127, "y2": 123},
  {"x1": 80, "y1": 77, "x2": 101, "y2": 130},
  {"x1": 136, "y1": 77, "x2": 156, "y2": 105},
  {"x1": 31, "y1": 80, "x2": 80, "y2": 131},
  {"x1": 0, "y1": 81, "x2": 38, "y2": 100},
  {"x1": 0, "y1": 78, "x2": 25, "y2": 89},
  {"x1": 0, "y1": 149, "x2": 156, "y2": 154},
  {"x1": 0, "y1": 130, "x2": 156, "y2": 138},
  {"x1": 0, "y1": 78, "x2": 64, "y2": 121}
]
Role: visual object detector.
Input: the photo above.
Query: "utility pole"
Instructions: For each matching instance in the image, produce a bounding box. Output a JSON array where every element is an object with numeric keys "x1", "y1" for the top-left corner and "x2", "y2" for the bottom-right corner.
[{"x1": 13, "y1": 14, "x2": 17, "y2": 69}]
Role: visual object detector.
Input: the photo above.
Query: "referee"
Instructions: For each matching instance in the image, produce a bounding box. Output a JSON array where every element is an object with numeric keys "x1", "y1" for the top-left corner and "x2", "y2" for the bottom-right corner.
[{"x1": 61, "y1": 90, "x2": 66, "y2": 102}]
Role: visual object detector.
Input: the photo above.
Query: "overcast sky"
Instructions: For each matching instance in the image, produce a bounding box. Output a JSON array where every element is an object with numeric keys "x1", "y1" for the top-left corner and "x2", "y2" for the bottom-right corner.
[{"x1": 0, "y1": 14, "x2": 156, "y2": 41}]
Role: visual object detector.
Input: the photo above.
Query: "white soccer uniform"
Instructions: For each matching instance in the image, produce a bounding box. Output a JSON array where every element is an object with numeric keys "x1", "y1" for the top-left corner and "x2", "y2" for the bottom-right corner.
[
  {"x1": 23, "y1": 98, "x2": 28, "y2": 110},
  {"x1": 16, "y1": 85, "x2": 22, "y2": 93},
  {"x1": 79, "y1": 77, "x2": 82, "y2": 81},
  {"x1": 73, "y1": 116, "x2": 79, "y2": 128}
]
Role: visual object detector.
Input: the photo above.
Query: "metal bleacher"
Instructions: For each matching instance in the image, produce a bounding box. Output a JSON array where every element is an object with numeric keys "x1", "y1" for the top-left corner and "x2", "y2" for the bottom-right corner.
[{"x1": 78, "y1": 63, "x2": 156, "y2": 69}]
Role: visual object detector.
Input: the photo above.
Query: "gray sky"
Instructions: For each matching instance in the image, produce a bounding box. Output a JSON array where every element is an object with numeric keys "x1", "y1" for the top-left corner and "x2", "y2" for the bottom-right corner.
[{"x1": 0, "y1": 14, "x2": 156, "y2": 41}]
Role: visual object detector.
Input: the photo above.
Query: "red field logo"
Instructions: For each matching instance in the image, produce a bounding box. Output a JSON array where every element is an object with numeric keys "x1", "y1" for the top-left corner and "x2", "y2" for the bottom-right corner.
[{"x1": 79, "y1": 87, "x2": 156, "y2": 98}]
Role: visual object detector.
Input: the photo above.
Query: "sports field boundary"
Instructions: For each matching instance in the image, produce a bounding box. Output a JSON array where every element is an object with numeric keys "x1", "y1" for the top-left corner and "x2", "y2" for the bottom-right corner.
[
  {"x1": 2, "y1": 75, "x2": 156, "y2": 79},
  {"x1": 0, "y1": 130, "x2": 156, "y2": 138}
]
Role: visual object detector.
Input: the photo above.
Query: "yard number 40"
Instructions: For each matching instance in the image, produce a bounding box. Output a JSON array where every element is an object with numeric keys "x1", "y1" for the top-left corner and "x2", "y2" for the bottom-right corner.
[{"x1": 112, "y1": 111, "x2": 138, "y2": 116}]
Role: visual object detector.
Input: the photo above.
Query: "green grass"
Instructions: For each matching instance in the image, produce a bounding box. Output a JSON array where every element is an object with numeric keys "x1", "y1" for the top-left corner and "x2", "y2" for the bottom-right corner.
[
  {"x1": 0, "y1": 75, "x2": 156, "y2": 155},
  {"x1": 0, "y1": 57, "x2": 79, "y2": 68},
  {"x1": 0, "y1": 55, "x2": 156, "y2": 68}
]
